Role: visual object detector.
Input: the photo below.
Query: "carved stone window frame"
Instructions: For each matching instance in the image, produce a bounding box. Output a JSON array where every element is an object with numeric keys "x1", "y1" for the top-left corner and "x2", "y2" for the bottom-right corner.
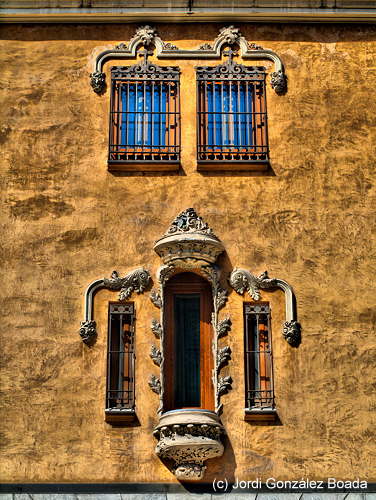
[{"x1": 90, "y1": 25, "x2": 287, "y2": 96}]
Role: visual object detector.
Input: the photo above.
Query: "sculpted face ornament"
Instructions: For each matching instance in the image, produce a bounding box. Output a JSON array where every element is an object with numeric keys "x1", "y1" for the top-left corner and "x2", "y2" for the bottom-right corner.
[
  {"x1": 219, "y1": 25, "x2": 241, "y2": 45},
  {"x1": 135, "y1": 25, "x2": 156, "y2": 47}
]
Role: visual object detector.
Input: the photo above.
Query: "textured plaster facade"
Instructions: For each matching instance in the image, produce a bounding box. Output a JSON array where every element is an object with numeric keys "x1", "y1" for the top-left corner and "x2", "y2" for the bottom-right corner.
[{"x1": 0, "y1": 22, "x2": 375, "y2": 486}]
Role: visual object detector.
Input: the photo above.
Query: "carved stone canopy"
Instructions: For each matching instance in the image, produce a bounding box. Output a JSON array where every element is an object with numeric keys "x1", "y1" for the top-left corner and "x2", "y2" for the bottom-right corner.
[{"x1": 154, "y1": 208, "x2": 224, "y2": 266}]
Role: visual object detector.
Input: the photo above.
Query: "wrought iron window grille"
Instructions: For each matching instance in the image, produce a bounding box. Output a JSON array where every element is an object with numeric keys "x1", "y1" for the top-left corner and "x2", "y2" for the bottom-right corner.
[
  {"x1": 109, "y1": 57, "x2": 180, "y2": 166},
  {"x1": 196, "y1": 55, "x2": 269, "y2": 164},
  {"x1": 244, "y1": 303, "x2": 275, "y2": 411},
  {"x1": 106, "y1": 302, "x2": 136, "y2": 422}
]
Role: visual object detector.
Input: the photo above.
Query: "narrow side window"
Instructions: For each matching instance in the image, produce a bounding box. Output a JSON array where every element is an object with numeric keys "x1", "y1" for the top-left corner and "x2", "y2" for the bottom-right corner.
[
  {"x1": 106, "y1": 302, "x2": 135, "y2": 423},
  {"x1": 244, "y1": 303, "x2": 276, "y2": 421}
]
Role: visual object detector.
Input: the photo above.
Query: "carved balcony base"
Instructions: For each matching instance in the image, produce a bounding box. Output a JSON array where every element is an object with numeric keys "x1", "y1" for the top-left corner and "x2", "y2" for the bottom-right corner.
[{"x1": 153, "y1": 409, "x2": 225, "y2": 481}]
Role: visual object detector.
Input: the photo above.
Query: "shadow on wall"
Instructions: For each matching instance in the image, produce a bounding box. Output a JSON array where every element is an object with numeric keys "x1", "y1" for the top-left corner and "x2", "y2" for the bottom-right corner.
[{"x1": 2, "y1": 23, "x2": 376, "y2": 43}]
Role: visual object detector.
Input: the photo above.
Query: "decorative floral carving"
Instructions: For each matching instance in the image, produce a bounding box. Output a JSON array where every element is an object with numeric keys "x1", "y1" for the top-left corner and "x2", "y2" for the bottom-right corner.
[
  {"x1": 215, "y1": 288, "x2": 228, "y2": 311},
  {"x1": 217, "y1": 317, "x2": 231, "y2": 338},
  {"x1": 90, "y1": 71, "x2": 106, "y2": 94},
  {"x1": 103, "y1": 268, "x2": 151, "y2": 300},
  {"x1": 150, "y1": 289, "x2": 162, "y2": 308},
  {"x1": 79, "y1": 320, "x2": 96, "y2": 345},
  {"x1": 148, "y1": 375, "x2": 161, "y2": 395},
  {"x1": 229, "y1": 268, "x2": 277, "y2": 301},
  {"x1": 199, "y1": 43, "x2": 213, "y2": 51},
  {"x1": 218, "y1": 376, "x2": 233, "y2": 397},
  {"x1": 283, "y1": 320, "x2": 301, "y2": 347},
  {"x1": 115, "y1": 42, "x2": 128, "y2": 50},
  {"x1": 217, "y1": 346, "x2": 231, "y2": 372},
  {"x1": 135, "y1": 25, "x2": 156, "y2": 47},
  {"x1": 151, "y1": 319, "x2": 162, "y2": 339},
  {"x1": 162, "y1": 41, "x2": 179, "y2": 51},
  {"x1": 218, "y1": 25, "x2": 241, "y2": 45},
  {"x1": 150, "y1": 345, "x2": 162, "y2": 366},
  {"x1": 165, "y1": 208, "x2": 219, "y2": 240},
  {"x1": 248, "y1": 42, "x2": 263, "y2": 50},
  {"x1": 158, "y1": 264, "x2": 176, "y2": 286},
  {"x1": 271, "y1": 70, "x2": 287, "y2": 95}
]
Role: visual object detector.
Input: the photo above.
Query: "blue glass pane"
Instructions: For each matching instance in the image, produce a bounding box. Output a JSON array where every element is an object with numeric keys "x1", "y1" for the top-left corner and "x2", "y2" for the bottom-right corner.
[
  {"x1": 205, "y1": 82, "x2": 253, "y2": 148},
  {"x1": 120, "y1": 83, "x2": 167, "y2": 147}
]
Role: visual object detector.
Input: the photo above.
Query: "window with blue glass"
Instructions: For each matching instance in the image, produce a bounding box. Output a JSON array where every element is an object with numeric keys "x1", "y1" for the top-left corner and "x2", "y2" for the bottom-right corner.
[
  {"x1": 196, "y1": 58, "x2": 268, "y2": 165},
  {"x1": 109, "y1": 62, "x2": 180, "y2": 165}
]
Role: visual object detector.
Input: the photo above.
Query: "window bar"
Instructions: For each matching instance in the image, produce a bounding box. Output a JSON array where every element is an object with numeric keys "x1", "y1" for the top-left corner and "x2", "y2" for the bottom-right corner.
[
  {"x1": 204, "y1": 81, "x2": 208, "y2": 155},
  {"x1": 109, "y1": 80, "x2": 115, "y2": 161},
  {"x1": 151, "y1": 81, "x2": 154, "y2": 159},
  {"x1": 167, "y1": 82, "x2": 170, "y2": 156},
  {"x1": 263, "y1": 79, "x2": 269, "y2": 157},
  {"x1": 237, "y1": 81, "x2": 241, "y2": 151},
  {"x1": 142, "y1": 80, "x2": 146, "y2": 149},
  {"x1": 116, "y1": 83, "x2": 120, "y2": 159},
  {"x1": 159, "y1": 80, "x2": 162, "y2": 149},
  {"x1": 135, "y1": 82, "x2": 139, "y2": 148},
  {"x1": 220, "y1": 82, "x2": 224, "y2": 155},
  {"x1": 118, "y1": 313, "x2": 124, "y2": 404},
  {"x1": 125, "y1": 82, "x2": 129, "y2": 158}
]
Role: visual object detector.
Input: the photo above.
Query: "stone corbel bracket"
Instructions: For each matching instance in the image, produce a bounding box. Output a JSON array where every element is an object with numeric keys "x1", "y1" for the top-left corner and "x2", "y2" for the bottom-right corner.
[
  {"x1": 79, "y1": 267, "x2": 151, "y2": 345},
  {"x1": 91, "y1": 25, "x2": 286, "y2": 94},
  {"x1": 229, "y1": 268, "x2": 301, "y2": 347}
]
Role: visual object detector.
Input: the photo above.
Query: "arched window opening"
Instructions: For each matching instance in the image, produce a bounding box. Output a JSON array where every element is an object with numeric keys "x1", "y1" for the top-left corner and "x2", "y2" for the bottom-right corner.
[{"x1": 164, "y1": 272, "x2": 214, "y2": 412}]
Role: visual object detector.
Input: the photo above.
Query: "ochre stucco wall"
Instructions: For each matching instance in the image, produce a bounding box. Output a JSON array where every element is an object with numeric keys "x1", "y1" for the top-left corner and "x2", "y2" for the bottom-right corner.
[{"x1": 0, "y1": 23, "x2": 375, "y2": 483}]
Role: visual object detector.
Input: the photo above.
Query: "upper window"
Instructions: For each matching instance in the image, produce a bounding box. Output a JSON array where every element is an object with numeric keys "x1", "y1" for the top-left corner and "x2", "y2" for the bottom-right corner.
[
  {"x1": 163, "y1": 272, "x2": 214, "y2": 412},
  {"x1": 196, "y1": 54, "x2": 269, "y2": 169},
  {"x1": 109, "y1": 60, "x2": 180, "y2": 169}
]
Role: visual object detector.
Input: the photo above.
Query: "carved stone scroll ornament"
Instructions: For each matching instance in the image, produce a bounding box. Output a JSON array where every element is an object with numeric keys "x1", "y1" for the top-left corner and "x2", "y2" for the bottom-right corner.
[
  {"x1": 91, "y1": 25, "x2": 286, "y2": 94},
  {"x1": 90, "y1": 70, "x2": 106, "y2": 94},
  {"x1": 270, "y1": 70, "x2": 287, "y2": 95},
  {"x1": 79, "y1": 267, "x2": 151, "y2": 344},
  {"x1": 79, "y1": 320, "x2": 97, "y2": 345},
  {"x1": 229, "y1": 268, "x2": 301, "y2": 347},
  {"x1": 229, "y1": 268, "x2": 278, "y2": 301},
  {"x1": 103, "y1": 268, "x2": 150, "y2": 300}
]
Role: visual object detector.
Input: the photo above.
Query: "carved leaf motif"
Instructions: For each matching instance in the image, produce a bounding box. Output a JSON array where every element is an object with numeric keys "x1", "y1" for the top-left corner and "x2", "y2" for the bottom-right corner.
[
  {"x1": 150, "y1": 345, "x2": 162, "y2": 366},
  {"x1": 158, "y1": 264, "x2": 176, "y2": 285},
  {"x1": 151, "y1": 319, "x2": 162, "y2": 339},
  {"x1": 150, "y1": 289, "x2": 162, "y2": 308},
  {"x1": 217, "y1": 346, "x2": 231, "y2": 372},
  {"x1": 215, "y1": 288, "x2": 227, "y2": 310},
  {"x1": 217, "y1": 317, "x2": 231, "y2": 338},
  {"x1": 119, "y1": 287, "x2": 133, "y2": 301},
  {"x1": 148, "y1": 375, "x2": 161, "y2": 395},
  {"x1": 218, "y1": 376, "x2": 233, "y2": 397}
]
